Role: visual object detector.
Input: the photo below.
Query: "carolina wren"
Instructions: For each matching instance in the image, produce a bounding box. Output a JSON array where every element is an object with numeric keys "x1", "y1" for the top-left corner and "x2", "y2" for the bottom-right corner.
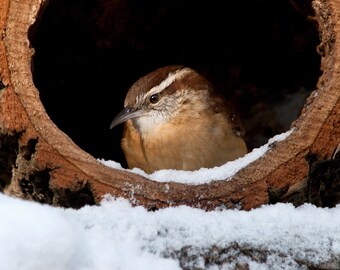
[{"x1": 110, "y1": 65, "x2": 247, "y2": 173}]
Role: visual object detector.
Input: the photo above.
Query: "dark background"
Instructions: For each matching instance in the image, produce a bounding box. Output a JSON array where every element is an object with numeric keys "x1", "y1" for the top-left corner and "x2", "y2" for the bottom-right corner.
[{"x1": 30, "y1": 0, "x2": 321, "y2": 168}]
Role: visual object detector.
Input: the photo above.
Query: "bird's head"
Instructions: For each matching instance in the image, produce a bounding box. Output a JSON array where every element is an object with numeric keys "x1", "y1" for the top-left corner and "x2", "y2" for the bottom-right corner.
[{"x1": 110, "y1": 65, "x2": 214, "y2": 134}]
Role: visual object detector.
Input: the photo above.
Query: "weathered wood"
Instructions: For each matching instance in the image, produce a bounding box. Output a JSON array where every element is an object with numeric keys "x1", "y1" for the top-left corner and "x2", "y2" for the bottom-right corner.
[{"x1": 0, "y1": 0, "x2": 339, "y2": 210}]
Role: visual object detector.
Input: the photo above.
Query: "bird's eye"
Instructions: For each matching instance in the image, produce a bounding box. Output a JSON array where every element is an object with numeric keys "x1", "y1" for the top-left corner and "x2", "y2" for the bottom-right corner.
[{"x1": 149, "y1": 94, "x2": 159, "y2": 104}]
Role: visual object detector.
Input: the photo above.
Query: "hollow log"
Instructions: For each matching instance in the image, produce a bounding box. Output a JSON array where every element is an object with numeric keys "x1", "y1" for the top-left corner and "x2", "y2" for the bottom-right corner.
[{"x1": 0, "y1": 0, "x2": 339, "y2": 210}]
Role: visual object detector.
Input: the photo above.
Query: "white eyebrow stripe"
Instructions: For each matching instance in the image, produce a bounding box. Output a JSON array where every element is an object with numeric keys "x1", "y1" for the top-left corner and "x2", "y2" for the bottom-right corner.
[{"x1": 148, "y1": 68, "x2": 192, "y2": 96}]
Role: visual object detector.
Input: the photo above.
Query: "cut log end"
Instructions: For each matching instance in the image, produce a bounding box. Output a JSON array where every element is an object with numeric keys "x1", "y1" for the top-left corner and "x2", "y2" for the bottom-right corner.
[{"x1": 0, "y1": 0, "x2": 339, "y2": 210}]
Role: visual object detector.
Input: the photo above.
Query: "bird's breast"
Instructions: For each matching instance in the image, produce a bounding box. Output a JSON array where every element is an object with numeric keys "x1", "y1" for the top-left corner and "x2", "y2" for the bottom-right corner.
[{"x1": 122, "y1": 114, "x2": 247, "y2": 173}]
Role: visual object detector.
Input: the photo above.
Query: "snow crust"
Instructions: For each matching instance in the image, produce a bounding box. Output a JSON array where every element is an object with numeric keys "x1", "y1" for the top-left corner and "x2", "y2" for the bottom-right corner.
[{"x1": 1, "y1": 193, "x2": 339, "y2": 270}]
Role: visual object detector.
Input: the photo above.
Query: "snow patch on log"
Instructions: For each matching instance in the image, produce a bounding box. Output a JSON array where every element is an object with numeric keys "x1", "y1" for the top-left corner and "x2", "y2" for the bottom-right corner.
[{"x1": 99, "y1": 130, "x2": 293, "y2": 184}]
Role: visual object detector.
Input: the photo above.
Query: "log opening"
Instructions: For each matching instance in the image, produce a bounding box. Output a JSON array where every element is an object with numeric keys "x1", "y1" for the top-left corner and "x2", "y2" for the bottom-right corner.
[
  {"x1": 0, "y1": 0, "x2": 339, "y2": 210},
  {"x1": 31, "y1": 0, "x2": 321, "y2": 166}
]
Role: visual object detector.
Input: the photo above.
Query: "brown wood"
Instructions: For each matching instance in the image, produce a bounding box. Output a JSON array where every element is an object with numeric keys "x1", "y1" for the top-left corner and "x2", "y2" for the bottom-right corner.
[{"x1": 0, "y1": 0, "x2": 339, "y2": 210}]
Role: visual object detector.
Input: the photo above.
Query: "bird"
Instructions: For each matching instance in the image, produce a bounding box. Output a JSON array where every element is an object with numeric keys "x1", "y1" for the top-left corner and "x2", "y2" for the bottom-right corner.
[{"x1": 110, "y1": 65, "x2": 248, "y2": 173}]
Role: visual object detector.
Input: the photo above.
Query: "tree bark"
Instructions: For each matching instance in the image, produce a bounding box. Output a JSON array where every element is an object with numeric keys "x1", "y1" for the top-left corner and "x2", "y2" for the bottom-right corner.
[{"x1": 0, "y1": 0, "x2": 339, "y2": 210}]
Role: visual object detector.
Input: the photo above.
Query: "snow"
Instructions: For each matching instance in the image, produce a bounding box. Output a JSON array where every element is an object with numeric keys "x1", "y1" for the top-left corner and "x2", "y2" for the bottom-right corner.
[
  {"x1": 2, "y1": 128, "x2": 338, "y2": 269},
  {"x1": 99, "y1": 130, "x2": 293, "y2": 184},
  {"x1": 1, "y1": 193, "x2": 340, "y2": 270}
]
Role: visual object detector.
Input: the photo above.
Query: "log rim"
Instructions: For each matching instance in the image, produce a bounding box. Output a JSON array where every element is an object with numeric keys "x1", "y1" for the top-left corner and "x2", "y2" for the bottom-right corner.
[{"x1": 0, "y1": 0, "x2": 339, "y2": 210}]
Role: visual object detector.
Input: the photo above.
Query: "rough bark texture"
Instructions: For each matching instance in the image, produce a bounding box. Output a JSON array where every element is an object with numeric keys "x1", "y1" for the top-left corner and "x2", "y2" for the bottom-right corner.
[{"x1": 0, "y1": 0, "x2": 339, "y2": 211}]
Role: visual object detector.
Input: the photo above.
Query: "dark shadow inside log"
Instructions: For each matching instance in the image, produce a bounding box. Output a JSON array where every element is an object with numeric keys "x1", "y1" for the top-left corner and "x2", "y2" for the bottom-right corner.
[{"x1": 30, "y1": 0, "x2": 321, "y2": 169}]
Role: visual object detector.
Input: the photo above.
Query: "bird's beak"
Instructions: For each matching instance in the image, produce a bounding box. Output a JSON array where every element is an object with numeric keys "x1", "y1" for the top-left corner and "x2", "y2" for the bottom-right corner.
[{"x1": 110, "y1": 106, "x2": 145, "y2": 129}]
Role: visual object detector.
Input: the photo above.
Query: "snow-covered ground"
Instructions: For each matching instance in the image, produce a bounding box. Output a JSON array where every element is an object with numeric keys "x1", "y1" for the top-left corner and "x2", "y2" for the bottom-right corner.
[
  {"x1": 1, "y1": 194, "x2": 340, "y2": 270},
  {"x1": 1, "y1": 129, "x2": 339, "y2": 270}
]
